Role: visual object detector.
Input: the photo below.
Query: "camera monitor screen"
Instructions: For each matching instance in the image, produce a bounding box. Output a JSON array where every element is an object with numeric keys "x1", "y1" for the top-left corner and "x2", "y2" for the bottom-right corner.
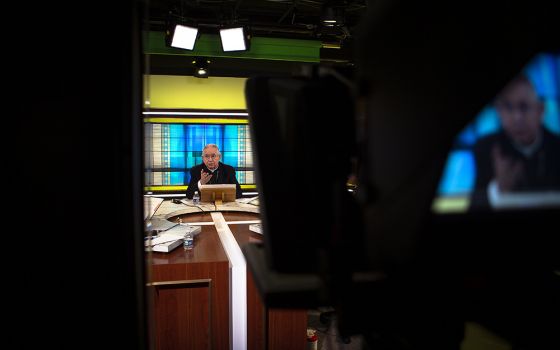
[
  {"x1": 433, "y1": 52, "x2": 560, "y2": 214},
  {"x1": 199, "y1": 184, "x2": 237, "y2": 203}
]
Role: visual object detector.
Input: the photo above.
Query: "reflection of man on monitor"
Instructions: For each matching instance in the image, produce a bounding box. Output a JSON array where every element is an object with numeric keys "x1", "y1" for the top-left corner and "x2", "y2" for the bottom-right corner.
[
  {"x1": 470, "y1": 75, "x2": 560, "y2": 209},
  {"x1": 185, "y1": 143, "x2": 242, "y2": 199}
]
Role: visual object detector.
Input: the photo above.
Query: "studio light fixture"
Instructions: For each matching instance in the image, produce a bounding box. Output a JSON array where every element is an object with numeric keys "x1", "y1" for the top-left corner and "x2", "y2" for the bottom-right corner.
[
  {"x1": 219, "y1": 27, "x2": 250, "y2": 52},
  {"x1": 168, "y1": 24, "x2": 199, "y2": 50},
  {"x1": 193, "y1": 57, "x2": 210, "y2": 78}
]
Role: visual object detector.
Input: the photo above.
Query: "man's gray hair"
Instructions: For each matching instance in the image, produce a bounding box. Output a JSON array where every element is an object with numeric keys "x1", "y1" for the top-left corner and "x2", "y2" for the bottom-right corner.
[{"x1": 203, "y1": 143, "x2": 221, "y2": 157}]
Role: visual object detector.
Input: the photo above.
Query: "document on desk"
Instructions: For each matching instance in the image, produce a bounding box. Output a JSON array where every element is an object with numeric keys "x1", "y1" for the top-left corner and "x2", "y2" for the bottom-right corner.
[
  {"x1": 144, "y1": 224, "x2": 203, "y2": 252},
  {"x1": 218, "y1": 198, "x2": 260, "y2": 213},
  {"x1": 154, "y1": 199, "x2": 215, "y2": 216},
  {"x1": 249, "y1": 223, "x2": 262, "y2": 234},
  {"x1": 180, "y1": 199, "x2": 216, "y2": 211},
  {"x1": 145, "y1": 234, "x2": 181, "y2": 247},
  {"x1": 144, "y1": 233, "x2": 183, "y2": 253},
  {"x1": 144, "y1": 196, "x2": 164, "y2": 220},
  {"x1": 146, "y1": 217, "x2": 178, "y2": 232},
  {"x1": 165, "y1": 224, "x2": 201, "y2": 237},
  {"x1": 237, "y1": 196, "x2": 259, "y2": 205}
]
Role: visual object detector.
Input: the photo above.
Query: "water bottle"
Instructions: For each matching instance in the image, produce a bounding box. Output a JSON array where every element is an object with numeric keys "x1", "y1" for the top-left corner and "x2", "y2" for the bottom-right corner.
[
  {"x1": 183, "y1": 231, "x2": 194, "y2": 250},
  {"x1": 306, "y1": 328, "x2": 318, "y2": 350},
  {"x1": 192, "y1": 191, "x2": 200, "y2": 205}
]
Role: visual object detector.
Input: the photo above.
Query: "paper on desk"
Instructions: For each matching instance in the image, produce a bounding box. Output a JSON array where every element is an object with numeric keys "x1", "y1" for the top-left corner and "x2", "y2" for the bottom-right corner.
[
  {"x1": 166, "y1": 224, "x2": 202, "y2": 237},
  {"x1": 145, "y1": 233, "x2": 182, "y2": 247},
  {"x1": 179, "y1": 198, "x2": 215, "y2": 211},
  {"x1": 144, "y1": 196, "x2": 165, "y2": 220},
  {"x1": 236, "y1": 196, "x2": 259, "y2": 204},
  {"x1": 146, "y1": 218, "x2": 178, "y2": 232}
]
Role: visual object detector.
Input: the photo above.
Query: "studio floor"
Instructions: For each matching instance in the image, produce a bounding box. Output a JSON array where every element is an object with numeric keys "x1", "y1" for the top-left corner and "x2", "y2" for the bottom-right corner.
[{"x1": 306, "y1": 308, "x2": 511, "y2": 350}]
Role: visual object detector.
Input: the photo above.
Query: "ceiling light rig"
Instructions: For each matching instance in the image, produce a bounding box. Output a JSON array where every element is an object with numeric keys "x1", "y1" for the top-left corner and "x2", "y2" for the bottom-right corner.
[
  {"x1": 152, "y1": 0, "x2": 368, "y2": 54},
  {"x1": 163, "y1": 0, "x2": 254, "y2": 53},
  {"x1": 165, "y1": 21, "x2": 251, "y2": 53}
]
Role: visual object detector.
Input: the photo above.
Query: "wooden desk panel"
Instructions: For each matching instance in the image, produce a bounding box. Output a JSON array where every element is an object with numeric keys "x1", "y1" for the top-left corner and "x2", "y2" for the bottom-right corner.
[
  {"x1": 247, "y1": 270, "x2": 266, "y2": 350},
  {"x1": 153, "y1": 280, "x2": 212, "y2": 350},
  {"x1": 268, "y1": 308, "x2": 308, "y2": 350},
  {"x1": 148, "y1": 226, "x2": 229, "y2": 350}
]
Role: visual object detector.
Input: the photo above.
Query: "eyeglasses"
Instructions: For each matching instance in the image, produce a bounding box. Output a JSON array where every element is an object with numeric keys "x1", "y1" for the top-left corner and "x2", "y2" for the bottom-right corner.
[
  {"x1": 496, "y1": 101, "x2": 539, "y2": 115},
  {"x1": 203, "y1": 154, "x2": 218, "y2": 159}
]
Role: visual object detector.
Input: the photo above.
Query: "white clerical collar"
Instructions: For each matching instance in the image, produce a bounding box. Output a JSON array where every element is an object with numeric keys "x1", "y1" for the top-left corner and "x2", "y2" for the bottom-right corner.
[
  {"x1": 512, "y1": 130, "x2": 542, "y2": 158},
  {"x1": 207, "y1": 165, "x2": 219, "y2": 173}
]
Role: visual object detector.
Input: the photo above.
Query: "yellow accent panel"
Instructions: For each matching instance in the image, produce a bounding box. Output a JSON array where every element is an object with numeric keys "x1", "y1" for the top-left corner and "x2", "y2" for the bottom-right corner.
[
  {"x1": 240, "y1": 185, "x2": 257, "y2": 189},
  {"x1": 431, "y1": 195, "x2": 470, "y2": 213},
  {"x1": 144, "y1": 118, "x2": 248, "y2": 124},
  {"x1": 145, "y1": 186, "x2": 187, "y2": 191},
  {"x1": 145, "y1": 184, "x2": 257, "y2": 192},
  {"x1": 144, "y1": 75, "x2": 248, "y2": 109}
]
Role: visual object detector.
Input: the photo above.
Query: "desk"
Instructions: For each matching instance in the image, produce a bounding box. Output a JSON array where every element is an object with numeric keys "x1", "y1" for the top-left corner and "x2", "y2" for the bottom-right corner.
[{"x1": 146, "y1": 201, "x2": 307, "y2": 350}]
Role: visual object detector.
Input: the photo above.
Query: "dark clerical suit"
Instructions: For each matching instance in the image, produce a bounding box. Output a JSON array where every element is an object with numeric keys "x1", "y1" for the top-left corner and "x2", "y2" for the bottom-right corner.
[
  {"x1": 185, "y1": 162, "x2": 242, "y2": 199},
  {"x1": 470, "y1": 128, "x2": 560, "y2": 210}
]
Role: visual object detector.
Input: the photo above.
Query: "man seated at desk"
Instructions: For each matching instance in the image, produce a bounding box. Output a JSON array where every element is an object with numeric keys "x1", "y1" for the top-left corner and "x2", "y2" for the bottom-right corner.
[
  {"x1": 469, "y1": 75, "x2": 560, "y2": 210},
  {"x1": 185, "y1": 143, "x2": 243, "y2": 199}
]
